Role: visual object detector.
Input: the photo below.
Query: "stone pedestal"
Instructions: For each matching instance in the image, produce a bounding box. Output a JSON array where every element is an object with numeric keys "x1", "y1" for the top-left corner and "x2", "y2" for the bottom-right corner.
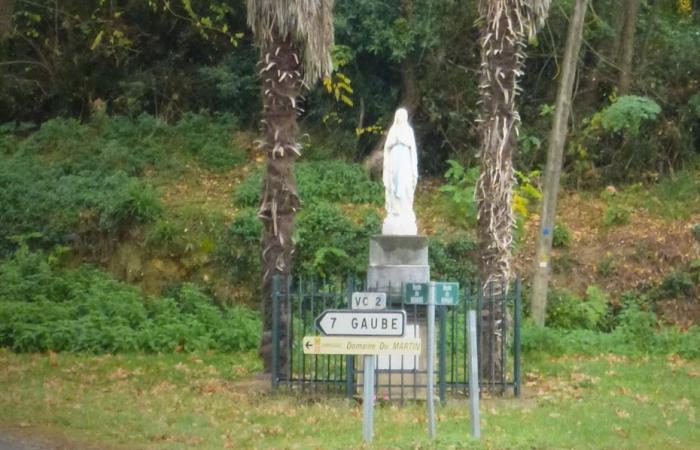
[
  {"x1": 367, "y1": 235, "x2": 429, "y2": 289},
  {"x1": 360, "y1": 235, "x2": 431, "y2": 399}
]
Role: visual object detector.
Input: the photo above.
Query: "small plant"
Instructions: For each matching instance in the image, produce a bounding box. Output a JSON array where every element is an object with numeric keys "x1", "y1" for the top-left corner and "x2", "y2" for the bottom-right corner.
[
  {"x1": 602, "y1": 204, "x2": 631, "y2": 227},
  {"x1": 594, "y1": 95, "x2": 661, "y2": 137},
  {"x1": 439, "y1": 160, "x2": 479, "y2": 225},
  {"x1": 596, "y1": 253, "x2": 617, "y2": 276},
  {"x1": 692, "y1": 223, "x2": 700, "y2": 243},
  {"x1": 545, "y1": 286, "x2": 609, "y2": 331},
  {"x1": 552, "y1": 222, "x2": 572, "y2": 248}
]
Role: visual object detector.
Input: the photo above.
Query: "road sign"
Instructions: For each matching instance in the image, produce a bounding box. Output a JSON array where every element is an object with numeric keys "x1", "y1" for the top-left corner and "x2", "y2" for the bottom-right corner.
[
  {"x1": 315, "y1": 309, "x2": 405, "y2": 337},
  {"x1": 403, "y1": 283, "x2": 428, "y2": 305},
  {"x1": 402, "y1": 282, "x2": 460, "y2": 306},
  {"x1": 302, "y1": 336, "x2": 422, "y2": 355},
  {"x1": 434, "y1": 282, "x2": 459, "y2": 305},
  {"x1": 351, "y1": 292, "x2": 387, "y2": 310}
]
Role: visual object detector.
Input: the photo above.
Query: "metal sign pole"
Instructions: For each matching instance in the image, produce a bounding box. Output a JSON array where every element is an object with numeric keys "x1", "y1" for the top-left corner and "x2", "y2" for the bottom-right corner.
[
  {"x1": 427, "y1": 282, "x2": 436, "y2": 439},
  {"x1": 363, "y1": 355, "x2": 375, "y2": 443},
  {"x1": 468, "y1": 310, "x2": 481, "y2": 439}
]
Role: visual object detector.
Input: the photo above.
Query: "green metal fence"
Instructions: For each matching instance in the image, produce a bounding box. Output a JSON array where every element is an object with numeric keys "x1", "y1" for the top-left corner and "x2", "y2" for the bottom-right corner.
[{"x1": 271, "y1": 276, "x2": 521, "y2": 401}]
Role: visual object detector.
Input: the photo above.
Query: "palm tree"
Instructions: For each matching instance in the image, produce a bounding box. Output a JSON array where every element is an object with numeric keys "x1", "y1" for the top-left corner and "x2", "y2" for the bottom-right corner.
[
  {"x1": 247, "y1": 0, "x2": 334, "y2": 374},
  {"x1": 475, "y1": 0, "x2": 549, "y2": 384}
]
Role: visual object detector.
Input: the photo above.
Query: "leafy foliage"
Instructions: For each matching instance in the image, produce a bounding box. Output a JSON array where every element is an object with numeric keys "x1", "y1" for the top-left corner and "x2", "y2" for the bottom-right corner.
[
  {"x1": 0, "y1": 247, "x2": 260, "y2": 353},
  {"x1": 294, "y1": 202, "x2": 380, "y2": 278},
  {"x1": 552, "y1": 222, "x2": 572, "y2": 248},
  {"x1": 595, "y1": 96, "x2": 661, "y2": 137},
  {"x1": 439, "y1": 160, "x2": 479, "y2": 225},
  {"x1": 428, "y1": 233, "x2": 478, "y2": 281},
  {"x1": 546, "y1": 286, "x2": 609, "y2": 331},
  {"x1": 233, "y1": 160, "x2": 382, "y2": 207}
]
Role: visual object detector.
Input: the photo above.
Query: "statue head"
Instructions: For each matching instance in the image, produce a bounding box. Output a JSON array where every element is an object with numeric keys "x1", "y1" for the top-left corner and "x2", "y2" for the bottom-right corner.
[{"x1": 393, "y1": 108, "x2": 409, "y2": 126}]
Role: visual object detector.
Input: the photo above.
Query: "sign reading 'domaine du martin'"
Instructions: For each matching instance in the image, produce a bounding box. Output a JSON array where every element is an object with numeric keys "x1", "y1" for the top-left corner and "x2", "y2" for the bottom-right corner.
[
  {"x1": 351, "y1": 292, "x2": 387, "y2": 310},
  {"x1": 403, "y1": 282, "x2": 460, "y2": 306},
  {"x1": 315, "y1": 309, "x2": 405, "y2": 337},
  {"x1": 302, "y1": 336, "x2": 421, "y2": 355}
]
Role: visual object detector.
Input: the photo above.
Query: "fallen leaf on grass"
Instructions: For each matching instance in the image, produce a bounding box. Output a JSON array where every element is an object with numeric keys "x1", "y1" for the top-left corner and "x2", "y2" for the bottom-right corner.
[{"x1": 615, "y1": 409, "x2": 630, "y2": 419}]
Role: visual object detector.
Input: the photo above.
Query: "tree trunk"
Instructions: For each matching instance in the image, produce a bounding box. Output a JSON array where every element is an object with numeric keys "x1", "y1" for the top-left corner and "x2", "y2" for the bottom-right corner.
[
  {"x1": 580, "y1": 0, "x2": 623, "y2": 108},
  {"x1": 475, "y1": 0, "x2": 524, "y2": 385},
  {"x1": 0, "y1": 0, "x2": 16, "y2": 37},
  {"x1": 257, "y1": 36, "x2": 303, "y2": 375},
  {"x1": 617, "y1": 0, "x2": 640, "y2": 94},
  {"x1": 531, "y1": 0, "x2": 590, "y2": 327}
]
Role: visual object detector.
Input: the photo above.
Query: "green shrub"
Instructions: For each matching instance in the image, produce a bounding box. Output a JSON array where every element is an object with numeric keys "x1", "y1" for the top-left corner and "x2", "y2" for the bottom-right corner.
[
  {"x1": 428, "y1": 233, "x2": 478, "y2": 281},
  {"x1": 294, "y1": 202, "x2": 380, "y2": 278},
  {"x1": 233, "y1": 166, "x2": 264, "y2": 207},
  {"x1": 545, "y1": 286, "x2": 608, "y2": 331},
  {"x1": 439, "y1": 160, "x2": 479, "y2": 225},
  {"x1": 233, "y1": 161, "x2": 382, "y2": 207},
  {"x1": 597, "y1": 96, "x2": 661, "y2": 137},
  {"x1": 0, "y1": 248, "x2": 261, "y2": 353},
  {"x1": 658, "y1": 270, "x2": 695, "y2": 299},
  {"x1": 602, "y1": 204, "x2": 631, "y2": 226},
  {"x1": 215, "y1": 208, "x2": 262, "y2": 281},
  {"x1": 552, "y1": 222, "x2": 572, "y2": 248}
]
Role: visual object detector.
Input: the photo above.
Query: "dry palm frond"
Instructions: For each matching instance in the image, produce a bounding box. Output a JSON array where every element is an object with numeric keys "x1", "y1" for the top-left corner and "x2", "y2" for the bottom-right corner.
[{"x1": 247, "y1": 0, "x2": 335, "y2": 85}]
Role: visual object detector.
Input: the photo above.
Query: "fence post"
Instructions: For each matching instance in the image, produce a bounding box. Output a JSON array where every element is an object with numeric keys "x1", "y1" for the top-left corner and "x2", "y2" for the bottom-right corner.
[
  {"x1": 271, "y1": 275, "x2": 280, "y2": 392},
  {"x1": 514, "y1": 276, "x2": 522, "y2": 397},
  {"x1": 438, "y1": 305, "x2": 447, "y2": 405},
  {"x1": 345, "y1": 276, "x2": 355, "y2": 399}
]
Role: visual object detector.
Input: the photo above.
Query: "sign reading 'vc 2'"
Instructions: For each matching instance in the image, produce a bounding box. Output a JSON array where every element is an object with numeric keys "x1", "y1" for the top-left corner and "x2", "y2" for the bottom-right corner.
[{"x1": 315, "y1": 309, "x2": 406, "y2": 337}]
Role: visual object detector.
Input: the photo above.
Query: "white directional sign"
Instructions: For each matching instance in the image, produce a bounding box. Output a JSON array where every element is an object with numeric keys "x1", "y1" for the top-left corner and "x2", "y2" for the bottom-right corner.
[
  {"x1": 302, "y1": 336, "x2": 421, "y2": 355},
  {"x1": 351, "y1": 292, "x2": 387, "y2": 310},
  {"x1": 315, "y1": 309, "x2": 406, "y2": 337}
]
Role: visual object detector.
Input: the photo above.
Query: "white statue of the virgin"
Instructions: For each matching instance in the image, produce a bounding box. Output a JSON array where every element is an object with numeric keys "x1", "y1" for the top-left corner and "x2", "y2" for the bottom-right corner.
[{"x1": 382, "y1": 108, "x2": 418, "y2": 235}]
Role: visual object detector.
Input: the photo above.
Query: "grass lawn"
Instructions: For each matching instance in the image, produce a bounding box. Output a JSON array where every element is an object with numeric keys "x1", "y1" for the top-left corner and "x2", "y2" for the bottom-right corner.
[{"x1": 0, "y1": 349, "x2": 698, "y2": 449}]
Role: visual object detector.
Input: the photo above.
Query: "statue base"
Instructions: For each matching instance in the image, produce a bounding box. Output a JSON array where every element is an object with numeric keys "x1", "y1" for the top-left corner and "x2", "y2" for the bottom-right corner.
[
  {"x1": 360, "y1": 235, "x2": 430, "y2": 400},
  {"x1": 382, "y1": 213, "x2": 417, "y2": 236}
]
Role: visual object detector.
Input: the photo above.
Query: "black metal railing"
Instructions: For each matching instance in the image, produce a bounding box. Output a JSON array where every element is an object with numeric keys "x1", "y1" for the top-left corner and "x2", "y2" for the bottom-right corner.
[{"x1": 271, "y1": 276, "x2": 521, "y2": 401}]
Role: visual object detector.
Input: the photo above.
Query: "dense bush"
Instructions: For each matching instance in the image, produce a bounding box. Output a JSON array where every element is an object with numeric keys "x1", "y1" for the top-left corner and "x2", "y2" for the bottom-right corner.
[
  {"x1": 233, "y1": 161, "x2": 383, "y2": 207},
  {"x1": 215, "y1": 208, "x2": 262, "y2": 281},
  {"x1": 0, "y1": 113, "x2": 247, "y2": 253},
  {"x1": 546, "y1": 286, "x2": 609, "y2": 331},
  {"x1": 0, "y1": 157, "x2": 162, "y2": 253},
  {"x1": 0, "y1": 247, "x2": 260, "y2": 353},
  {"x1": 294, "y1": 202, "x2": 380, "y2": 278},
  {"x1": 428, "y1": 233, "x2": 478, "y2": 281}
]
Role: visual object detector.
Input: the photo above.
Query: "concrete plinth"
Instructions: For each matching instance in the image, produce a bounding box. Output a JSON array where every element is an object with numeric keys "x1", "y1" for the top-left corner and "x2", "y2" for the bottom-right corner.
[
  {"x1": 367, "y1": 235, "x2": 429, "y2": 289},
  {"x1": 362, "y1": 235, "x2": 431, "y2": 400}
]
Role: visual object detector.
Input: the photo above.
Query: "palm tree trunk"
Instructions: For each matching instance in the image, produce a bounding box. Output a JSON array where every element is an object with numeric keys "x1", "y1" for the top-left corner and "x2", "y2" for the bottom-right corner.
[
  {"x1": 257, "y1": 35, "x2": 303, "y2": 375},
  {"x1": 475, "y1": 0, "x2": 526, "y2": 386}
]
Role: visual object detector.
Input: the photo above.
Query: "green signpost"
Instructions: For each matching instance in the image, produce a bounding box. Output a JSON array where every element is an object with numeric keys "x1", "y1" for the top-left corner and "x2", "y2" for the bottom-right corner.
[{"x1": 403, "y1": 282, "x2": 460, "y2": 306}]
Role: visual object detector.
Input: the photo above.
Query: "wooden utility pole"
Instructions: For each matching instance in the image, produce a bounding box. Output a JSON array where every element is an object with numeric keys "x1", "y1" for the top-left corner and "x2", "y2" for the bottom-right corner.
[{"x1": 531, "y1": 0, "x2": 589, "y2": 326}]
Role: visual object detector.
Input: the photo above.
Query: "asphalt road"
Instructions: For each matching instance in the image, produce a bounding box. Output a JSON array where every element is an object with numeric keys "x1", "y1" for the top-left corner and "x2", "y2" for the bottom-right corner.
[{"x1": 0, "y1": 434, "x2": 48, "y2": 450}]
